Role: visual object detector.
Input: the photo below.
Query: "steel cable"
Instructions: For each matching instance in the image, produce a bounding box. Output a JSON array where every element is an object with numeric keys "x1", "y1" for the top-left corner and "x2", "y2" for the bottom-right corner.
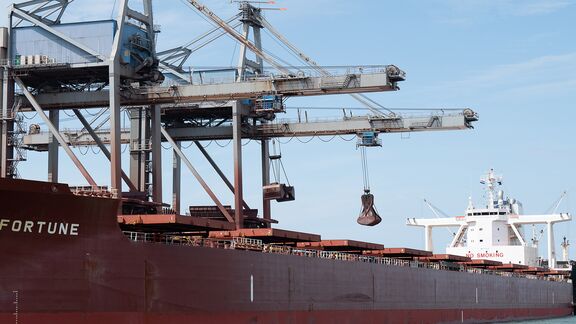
[
  {"x1": 21, "y1": 112, "x2": 38, "y2": 120},
  {"x1": 360, "y1": 146, "x2": 370, "y2": 192},
  {"x1": 182, "y1": 141, "x2": 194, "y2": 149},
  {"x1": 78, "y1": 146, "x2": 89, "y2": 155},
  {"x1": 339, "y1": 135, "x2": 356, "y2": 142},
  {"x1": 318, "y1": 136, "x2": 336, "y2": 143},
  {"x1": 215, "y1": 140, "x2": 232, "y2": 148},
  {"x1": 296, "y1": 136, "x2": 314, "y2": 144},
  {"x1": 277, "y1": 136, "x2": 294, "y2": 144},
  {"x1": 201, "y1": 140, "x2": 213, "y2": 148},
  {"x1": 63, "y1": 109, "x2": 76, "y2": 117}
]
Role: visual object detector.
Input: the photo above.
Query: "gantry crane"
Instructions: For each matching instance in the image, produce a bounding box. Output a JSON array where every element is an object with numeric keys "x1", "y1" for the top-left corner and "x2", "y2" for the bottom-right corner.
[{"x1": 1, "y1": 0, "x2": 478, "y2": 230}]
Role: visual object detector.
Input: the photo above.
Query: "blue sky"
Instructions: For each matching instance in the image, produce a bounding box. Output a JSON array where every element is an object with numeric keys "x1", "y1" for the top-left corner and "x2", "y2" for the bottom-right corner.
[{"x1": 1, "y1": 0, "x2": 575, "y2": 260}]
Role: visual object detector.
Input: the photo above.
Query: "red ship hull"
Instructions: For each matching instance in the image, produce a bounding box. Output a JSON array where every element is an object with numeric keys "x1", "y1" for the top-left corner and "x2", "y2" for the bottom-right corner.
[{"x1": 0, "y1": 178, "x2": 573, "y2": 324}]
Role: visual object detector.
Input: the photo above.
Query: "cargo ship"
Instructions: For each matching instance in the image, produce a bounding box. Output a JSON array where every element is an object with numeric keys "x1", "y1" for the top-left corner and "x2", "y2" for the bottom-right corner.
[
  {"x1": 0, "y1": 176, "x2": 574, "y2": 323},
  {"x1": 0, "y1": 1, "x2": 574, "y2": 323}
]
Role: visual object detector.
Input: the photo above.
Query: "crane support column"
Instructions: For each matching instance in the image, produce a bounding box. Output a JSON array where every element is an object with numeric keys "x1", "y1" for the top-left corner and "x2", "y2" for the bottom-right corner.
[
  {"x1": 425, "y1": 225, "x2": 433, "y2": 252},
  {"x1": 0, "y1": 23, "x2": 14, "y2": 179},
  {"x1": 47, "y1": 110, "x2": 59, "y2": 182},
  {"x1": 0, "y1": 67, "x2": 6, "y2": 178},
  {"x1": 547, "y1": 222, "x2": 556, "y2": 268},
  {"x1": 150, "y1": 104, "x2": 163, "y2": 206},
  {"x1": 129, "y1": 107, "x2": 151, "y2": 192},
  {"x1": 110, "y1": 0, "x2": 129, "y2": 200},
  {"x1": 172, "y1": 141, "x2": 181, "y2": 214},
  {"x1": 236, "y1": 2, "x2": 264, "y2": 81},
  {"x1": 233, "y1": 101, "x2": 244, "y2": 228},
  {"x1": 261, "y1": 139, "x2": 271, "y2": 225},
  {"x1": 1, "y1": 68, "x2": 14, "y2": 178},
  {"x1": 236, "y1": 23, "x2": 250, "y2": 81},
  {"x1": 109, "y1": 63, "x2": 122, "y2": 198},
  {"x1": 0, "y1": 28, "x2": 5, "y2": 178},
  {"x1": 0, "y1": 72, "x2": 2, "y2": 177}
]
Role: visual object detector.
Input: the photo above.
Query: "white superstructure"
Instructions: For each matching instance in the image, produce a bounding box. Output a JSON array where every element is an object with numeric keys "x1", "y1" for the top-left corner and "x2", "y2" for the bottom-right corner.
[{"x1": 407, "y1": 169, "x2": 571, "y2": 268}]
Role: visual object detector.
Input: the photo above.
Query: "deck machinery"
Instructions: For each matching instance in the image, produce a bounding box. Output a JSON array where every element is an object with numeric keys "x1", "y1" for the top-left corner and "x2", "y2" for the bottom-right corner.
[{"x1": 1, "y1": 0, "x2": 478, "y2": 231}]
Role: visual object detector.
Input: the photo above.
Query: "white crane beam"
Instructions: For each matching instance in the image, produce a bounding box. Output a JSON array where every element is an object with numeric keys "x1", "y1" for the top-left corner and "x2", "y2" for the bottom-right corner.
[
  {"x1": 23, "y1": 111, "x2": 475, "y2": 149},
  {"x1": 508, "y1": 213, "x2": 571, "y2": 225},
  {"x1": 19, "y1": 69, "x2": 399, "y2": 110},
  {"x1": 406, "y1": 217, "x2": 466, "y2": 227}
]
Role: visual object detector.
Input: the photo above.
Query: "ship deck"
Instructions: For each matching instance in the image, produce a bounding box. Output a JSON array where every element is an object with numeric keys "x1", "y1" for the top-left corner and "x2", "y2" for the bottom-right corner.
[
  {"x1": 362, "y1": 247, "x2": 433, "y2": 259},
  {"x1": 459, "y1": 259, "x2": 503, "y2": 268},
  {"x1": 417, "y1": 254, "x2": 472, "y2": 263},
  {"x1": 118, "y1": 214, "x2": 236, "y2": 232},
  {"x1": 296, "y1": 240, "x2": 384, "y2": 253},
  {"x1": 208, "y1": 228, "x2": 321, "y2": 244}
]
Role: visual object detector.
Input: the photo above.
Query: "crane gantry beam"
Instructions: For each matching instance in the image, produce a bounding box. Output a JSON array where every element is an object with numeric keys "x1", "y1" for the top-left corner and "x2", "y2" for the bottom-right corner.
[
  {"x1": 22, "y1": 110, "x2": 477, "y2": 149},
  {"x1": 17, "y1": 67, "x2": 404, "y2": 111}
]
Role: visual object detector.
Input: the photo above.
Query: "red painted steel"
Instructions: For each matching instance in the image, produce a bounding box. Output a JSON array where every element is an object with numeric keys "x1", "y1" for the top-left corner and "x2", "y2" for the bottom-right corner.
[
  {"x1": 363, "y1": 247, "x2": 433, "y2": 258},
  {"x1": 0, "y1": 308, "x2": 572, "y2": 324},
  {"x1": 208, "y1": 228, "x2": 321, "y2": 243},
  {"x1": 0, "y1": 178, "x2": 573, "y2": 324},
  {"x1": 297, "y1": 239, "x2": 384, "y2": 251},
  {"x1": 459, "y1": 259, "x2": 503, "y2": 268},
  {"x1": 419, "y1": 254, "x2": 472, "y2": 262},
  {"x1": 118, "y1": 214, "x2": 236, "y2": 231}
]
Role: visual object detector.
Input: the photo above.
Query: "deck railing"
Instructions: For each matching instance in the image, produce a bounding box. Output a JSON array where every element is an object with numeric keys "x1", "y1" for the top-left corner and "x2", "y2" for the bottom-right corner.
[{"x1": 122, "y1": 231, "x2": 570, "y2": 283}]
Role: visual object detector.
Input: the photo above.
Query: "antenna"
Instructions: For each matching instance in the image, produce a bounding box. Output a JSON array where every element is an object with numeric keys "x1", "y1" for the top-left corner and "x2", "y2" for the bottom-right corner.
[
  {"x1": 480, "y1": 168, "x2": 502, "y2": 209},
  {"x1": 231, "y1": 0, "x2": 287, "y2": 10}
]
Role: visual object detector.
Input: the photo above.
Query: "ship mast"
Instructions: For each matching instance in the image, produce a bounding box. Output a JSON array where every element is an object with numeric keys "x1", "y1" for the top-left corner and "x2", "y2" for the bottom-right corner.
[
  {"x1": 480, "y1": 168, "x2": 502, "y2": 209},
  {"x1": 561, "y1": 236, "x2": 570, "y2": 262}
]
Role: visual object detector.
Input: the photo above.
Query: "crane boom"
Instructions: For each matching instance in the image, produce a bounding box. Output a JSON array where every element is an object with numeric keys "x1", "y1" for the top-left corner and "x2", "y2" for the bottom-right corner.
[
  {"x1": 19, "y1": 67, "x2": 401, "y2": 110},
  {"x1": 23, "y1": 109, "x2": 477, "y2": 149}
]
